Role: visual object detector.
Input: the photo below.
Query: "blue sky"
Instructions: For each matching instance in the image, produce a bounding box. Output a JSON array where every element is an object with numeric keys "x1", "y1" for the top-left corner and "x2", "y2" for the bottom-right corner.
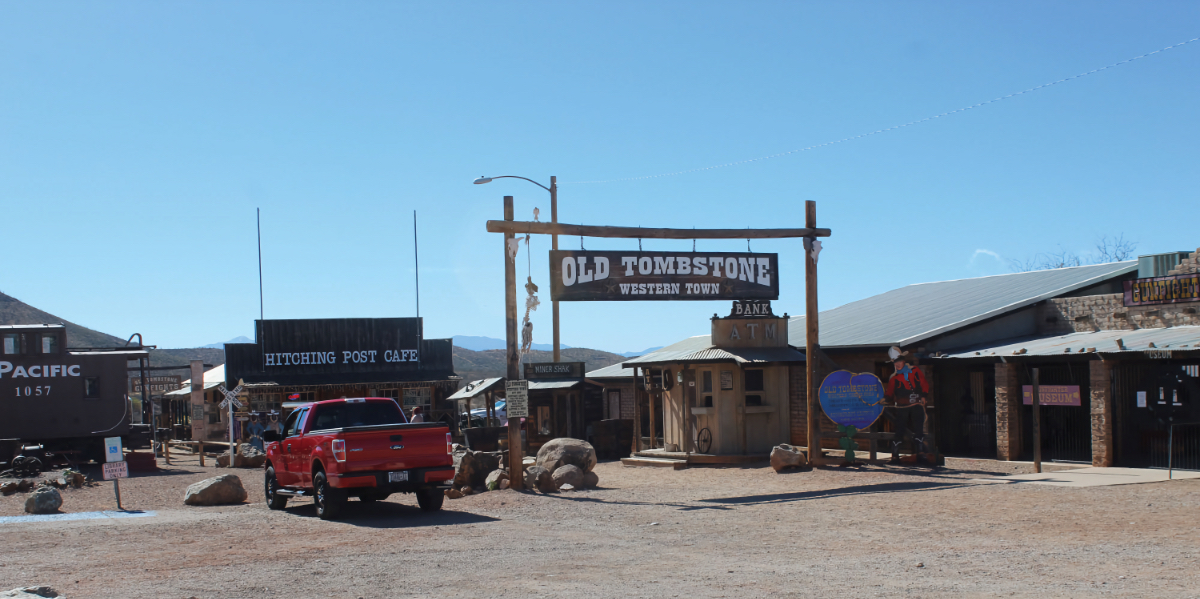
[{"x1": 2, "y1": 2, "x2": 1197, "y2": 354}]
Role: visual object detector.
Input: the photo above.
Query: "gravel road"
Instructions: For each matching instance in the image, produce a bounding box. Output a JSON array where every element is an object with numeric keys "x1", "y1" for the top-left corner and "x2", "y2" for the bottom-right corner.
[{"x1": 2, "y1": 454, "x2": 1198, "y2": 598}]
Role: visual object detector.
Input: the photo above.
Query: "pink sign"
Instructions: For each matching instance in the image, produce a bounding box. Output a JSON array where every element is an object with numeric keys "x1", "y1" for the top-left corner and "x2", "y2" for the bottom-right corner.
[
  {"x1": 102, "y1": 461, "x2": 129, "y2": 480},
  {"x1": 1022, "y1": 385, "x2": 1082, "y2": 407}
]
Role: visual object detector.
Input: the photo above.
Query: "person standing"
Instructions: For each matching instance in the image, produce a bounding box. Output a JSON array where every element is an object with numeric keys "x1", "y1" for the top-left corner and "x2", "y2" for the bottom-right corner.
[
  {"x1": 410, "y1": 406, "x2": 425, "y2": 423},
  {"x1": 883, "y1": 346, "x2": 930, "y2": 465},
  {"x1": 246, "y1": 414, "x2": 266, "y2": 452}
]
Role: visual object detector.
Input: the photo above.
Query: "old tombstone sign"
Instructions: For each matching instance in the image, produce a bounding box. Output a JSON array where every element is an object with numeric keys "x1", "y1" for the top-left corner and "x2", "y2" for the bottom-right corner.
[
  {"x1": 550, "y1": 250, "x2": 779, "y2": 301},
  {"x1": 524, "y1": 361, "x2": 585, "y2": 379},
  {"x1": 818, "y1": 371, "x2": 886, "y2": 429},
  {"x1": 506, "y1": 380, "x2": 529, "y2": 419},
  {"x1": 1021, "y1": 385, "x2": 1081, "y2": 407}
]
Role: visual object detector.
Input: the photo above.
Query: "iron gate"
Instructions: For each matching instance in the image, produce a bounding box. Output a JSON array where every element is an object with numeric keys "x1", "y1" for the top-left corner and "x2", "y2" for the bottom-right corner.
[
  {"x1": 1020, "y1": 363, "x2": 1092, "y2": 463},
  {"x1": 1114, "y1": 361, "x2": 1200, "y2": 470}
]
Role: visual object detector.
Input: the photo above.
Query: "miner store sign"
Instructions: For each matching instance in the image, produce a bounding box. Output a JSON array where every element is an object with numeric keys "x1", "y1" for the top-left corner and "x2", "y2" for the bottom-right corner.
[{"x1": 550, "y1": 250, "x2": 779, "y2": 301}]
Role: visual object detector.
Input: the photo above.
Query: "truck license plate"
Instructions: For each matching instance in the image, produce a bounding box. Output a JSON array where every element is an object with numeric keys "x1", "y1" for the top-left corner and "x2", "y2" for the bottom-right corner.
[{"x1": 388, "y1": 471, "x2": 408, "y2": 483}]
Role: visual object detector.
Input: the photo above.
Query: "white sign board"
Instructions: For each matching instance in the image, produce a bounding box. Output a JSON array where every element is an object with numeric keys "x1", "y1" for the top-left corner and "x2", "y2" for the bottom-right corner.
[
  {"x1": 1137, "y1": 391, "x2": 1147, "y2": 408},
  {"x1": 102, "y1": 461, "x2": 129, "y2": 480},
  {"x1": 506, "y1": 380, "x2": 529, "y2": 419},
  {"x1": 104, "y1": 436, "x2": 124, "y2": 463}
]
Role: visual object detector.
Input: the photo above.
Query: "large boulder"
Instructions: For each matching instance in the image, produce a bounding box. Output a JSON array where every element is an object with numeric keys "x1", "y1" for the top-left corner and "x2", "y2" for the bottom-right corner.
[
  {"x1": 24, "y1": 487, "x2": 62, "y2": 514},
  {"x1": 1, "y1": 587, "x2": 60, "y2": 598},
  {"x1": 770, "y1": 444, "x2": 808, "y2": 472},
  {"x1": 523, "y1": 465, "x2": 556, "y2": 493},
  {"x1": 551, "y1": 465, "x2": 584, "y2": 489},
  {"x1": 485, "y1": 469, "x2": 509, "y2": 491},
  {"x1": 184, "y1": 474, "x2": 248, "y2": 506},
  {"x1": 581, "y1": 471, "x2": 599, "y2": 489},
  {"x1": 453, "y1": 450, "x2": 503, "y2": 489},
  {"x1": 536, "y1": 438, "x2": 597, "y2": 473}
]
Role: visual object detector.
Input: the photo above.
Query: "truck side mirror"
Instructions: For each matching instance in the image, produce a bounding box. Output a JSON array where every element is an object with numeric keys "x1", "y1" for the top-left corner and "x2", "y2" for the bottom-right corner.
[{"x1": 263, "y1": 430, "x2": 281, "y2": 443}]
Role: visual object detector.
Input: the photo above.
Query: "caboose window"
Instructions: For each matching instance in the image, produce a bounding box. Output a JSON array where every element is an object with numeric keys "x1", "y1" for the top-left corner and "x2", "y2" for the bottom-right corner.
[
  {"x1": 41, "y1": 335, "x2": 58, "y2": 354},
  {"x1": 84, "y1": 377, "x2": 101, "y2": 399},
  {"x1": 2, "y1": 334, "x2": 20, "y2": 355}
]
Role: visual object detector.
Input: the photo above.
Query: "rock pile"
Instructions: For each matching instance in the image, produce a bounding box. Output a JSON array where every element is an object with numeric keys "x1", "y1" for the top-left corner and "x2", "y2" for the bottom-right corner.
[
  {"x1": 184, "y1": 474, "x2": 248, "y2": 506},
  {"x1": 216, "y1": 444, "x2": 266, "y2": 469},
  {"x1": 444, "y1": 438, "x2": 601, "y2": 498}
]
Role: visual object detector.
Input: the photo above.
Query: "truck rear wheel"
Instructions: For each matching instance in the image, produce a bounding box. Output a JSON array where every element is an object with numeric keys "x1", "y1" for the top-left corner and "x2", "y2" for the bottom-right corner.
[
  {"x1": 416, "y1": 487, "x2": 444, "y2": 512},
  {"x1": 313, "y1": 472, "x2": 345, "y2": 520},
  {"x1": 264, "y1": 466, "x2": 288, "y2": 510}
]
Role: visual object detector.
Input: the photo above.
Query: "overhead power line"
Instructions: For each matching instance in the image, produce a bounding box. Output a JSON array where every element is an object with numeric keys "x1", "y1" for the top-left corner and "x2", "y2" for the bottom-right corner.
[{"x1": 564, "y1": 35, "x2": 1200, "y2": 185}]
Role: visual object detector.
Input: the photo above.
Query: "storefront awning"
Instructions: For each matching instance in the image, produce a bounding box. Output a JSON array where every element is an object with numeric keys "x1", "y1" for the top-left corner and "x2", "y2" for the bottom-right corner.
[
  {"x1": 164, "y1": 365, "x2": 227, "y2": 396},
  {"x1": 935, "y1": 325, "x2": 1200, "y2": 359},
  {"x1": 448, "y1": 377, "x2": 505, "y2": 400}
]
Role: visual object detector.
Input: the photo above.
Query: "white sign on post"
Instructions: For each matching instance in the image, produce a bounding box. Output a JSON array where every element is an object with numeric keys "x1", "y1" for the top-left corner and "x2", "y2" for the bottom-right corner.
[
  {"x1": 506, "y1": 380, "x2": 529, "y2": 419},
  {"x1": 104, "y1": 436, "x2": 124, "y2": 463},
  {"x1": 102, "y1": 461, "x2": 129, "y2": 480}
]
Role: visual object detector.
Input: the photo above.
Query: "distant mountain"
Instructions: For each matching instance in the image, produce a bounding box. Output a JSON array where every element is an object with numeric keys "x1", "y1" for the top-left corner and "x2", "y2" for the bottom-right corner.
[
  {"x1": 203, "y1": 336, "x2": 253, "y2": 349},
  {"x1": 619, "y1": 346, "x2": 663, "y2": 357},
  {"x1": 452, "y1": 346, "x2": 627, "y2": 383},
  {"x1": 0, "y1": 290, "x2": 221, "y2": 372},
  {"x1": 453, "y1": 335, "x2": 569, "y2": 352}
]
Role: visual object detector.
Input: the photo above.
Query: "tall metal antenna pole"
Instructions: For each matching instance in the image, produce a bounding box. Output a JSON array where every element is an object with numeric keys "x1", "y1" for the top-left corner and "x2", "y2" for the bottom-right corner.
[
  {"x1": 257, "y1": 208, "x2": 264, "y2": 321},
  {"x1": 414, "y1": 210, "x2": 420, "y2": 319}
]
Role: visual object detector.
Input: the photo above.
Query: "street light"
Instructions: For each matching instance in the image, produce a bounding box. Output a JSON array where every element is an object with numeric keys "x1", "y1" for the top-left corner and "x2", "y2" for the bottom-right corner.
[{"x1": 474, "y1": 175, "x2": 561, "y2": 363}]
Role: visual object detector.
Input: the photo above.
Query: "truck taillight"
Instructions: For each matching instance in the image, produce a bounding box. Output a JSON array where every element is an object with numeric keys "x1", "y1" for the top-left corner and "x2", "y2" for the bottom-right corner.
[
  {"x1": 332, "y1": 439, "x2": 346, "y2": 463},
  {"x1": 446, "y1": 432, "x2": 453, "y2": 455}
]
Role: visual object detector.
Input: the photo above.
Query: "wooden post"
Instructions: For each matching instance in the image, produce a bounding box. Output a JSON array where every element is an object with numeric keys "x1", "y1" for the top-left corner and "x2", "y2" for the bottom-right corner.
[
  {"x1": 805, "y1": 201, "x2": 822, "y2": 466},
  {"x1": 551, "y1": 176, "x2": 560, "y2": 363},
  {"x1": 189, "y1": 360, "x2": 205, "y2": 467},
  {"x1": 633, "y1": 368, "x2": 642, "y2": 453},
  {"x1": 503, "y1": 196, "x2": 524, "y2": 490},
  {"x1": 1032, "y1": 367, "x2": 1042, "y2": 474},
  {"x1": 648, "y1": 372, "x2": 657, "y2": 450}
]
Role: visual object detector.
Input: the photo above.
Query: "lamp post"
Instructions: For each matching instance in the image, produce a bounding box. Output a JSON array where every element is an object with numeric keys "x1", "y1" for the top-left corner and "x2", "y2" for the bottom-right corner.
[{"x1": 474, "y1": 175, "x2": 561, "y2": 363}]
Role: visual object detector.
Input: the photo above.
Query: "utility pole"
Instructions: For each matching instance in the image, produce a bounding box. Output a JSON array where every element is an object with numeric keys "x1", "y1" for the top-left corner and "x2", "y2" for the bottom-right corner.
[
  {"x1": 551, "y1": 176, "x2": 560, "y2": 363},
  {"x1": 503, "y1": 196, "x2": 524, "y2": 490},
  {"x1": 805, "y1": 201, "x2": 822, "y2": 466}
]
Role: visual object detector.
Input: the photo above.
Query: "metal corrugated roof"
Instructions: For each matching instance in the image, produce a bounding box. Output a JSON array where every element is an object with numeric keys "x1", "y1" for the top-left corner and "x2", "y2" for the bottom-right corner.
[
  {"x1": 165, "y1": 365, "x2": 227, "y2": 396},
  {"x1": 623, "y1": 341, "x2": 804, "y2": 366},
  {"x1": 529, "y1": 380, "x2": 583, "y2": 390},
  {"x1": 939, "y1": 326, "x2": 1200, "y2": 358},
  {"x1": 619, "y1": 335, "x2": 713, "y2": 367},
  {"x1": 447, "y1": 377, "x2": 505, "y2": 400},
  {"x1": 787, "y1": 261, "x2": 1136, "y2": 348},
  {"x1": 586, "y1": 362, "x2": 634, "y2": 379}
]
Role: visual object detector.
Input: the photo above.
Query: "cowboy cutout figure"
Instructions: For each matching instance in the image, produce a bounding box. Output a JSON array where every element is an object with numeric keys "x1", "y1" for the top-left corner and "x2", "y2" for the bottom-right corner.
[{"x1": 884, "y1": 346, "x2": 931, "y2": 465}]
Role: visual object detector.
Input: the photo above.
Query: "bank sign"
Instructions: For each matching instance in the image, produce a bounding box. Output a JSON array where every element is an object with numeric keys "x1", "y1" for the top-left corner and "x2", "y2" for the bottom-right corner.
[{"x1": 549, "y1": 250, "x2": 779, "y2": 301}]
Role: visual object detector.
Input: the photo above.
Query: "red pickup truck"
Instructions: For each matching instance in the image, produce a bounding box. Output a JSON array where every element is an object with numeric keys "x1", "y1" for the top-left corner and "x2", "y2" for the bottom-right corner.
[{"x1": 262, "y1": 397, "x2": 454, "y2": 520}]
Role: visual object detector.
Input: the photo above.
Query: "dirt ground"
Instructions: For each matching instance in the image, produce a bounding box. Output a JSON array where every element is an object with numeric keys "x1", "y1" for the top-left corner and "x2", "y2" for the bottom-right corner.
[{"x1": 2, "y1": 454, "x2": 1198, "y2": 599}]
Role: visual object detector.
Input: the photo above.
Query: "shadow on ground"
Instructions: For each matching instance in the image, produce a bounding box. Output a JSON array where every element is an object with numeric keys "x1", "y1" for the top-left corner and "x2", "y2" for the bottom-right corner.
[
  {"x1": 696, "y1": 480, "x2": 969, "y2": 506},
  {"x1": 282, "y1": 499, "x2": 500, "y2": 528}
]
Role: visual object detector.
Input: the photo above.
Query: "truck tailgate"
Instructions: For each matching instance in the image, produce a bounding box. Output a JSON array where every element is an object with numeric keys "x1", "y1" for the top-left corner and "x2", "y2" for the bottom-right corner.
[{"x1": 337, "y1": 423, "x2": 449, "y2": 473}]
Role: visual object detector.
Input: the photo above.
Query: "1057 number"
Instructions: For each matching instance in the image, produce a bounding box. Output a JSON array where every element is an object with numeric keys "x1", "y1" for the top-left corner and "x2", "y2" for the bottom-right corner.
[{"x1": 14, "y1": 386, "x2": 51, "y2": 397}]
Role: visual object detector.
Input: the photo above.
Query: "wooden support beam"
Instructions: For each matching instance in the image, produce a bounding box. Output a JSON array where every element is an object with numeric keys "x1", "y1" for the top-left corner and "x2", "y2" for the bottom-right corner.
[
  {"x1": 804, "y1": 201, "x2": 822, "y2": 467},
  {"x1": 503, "y1": 196, "x2": 525, "y2": 491},
  {"x1": 486, "y1": 221, "x2": 831, "y2": 240}
]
